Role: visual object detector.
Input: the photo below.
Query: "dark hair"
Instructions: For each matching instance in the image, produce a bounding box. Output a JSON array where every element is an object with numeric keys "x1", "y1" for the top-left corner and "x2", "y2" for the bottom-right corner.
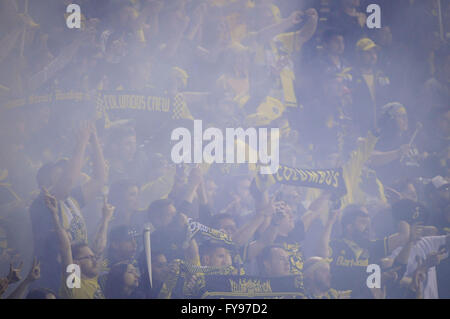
[
  {"x1": 71, "y1": 243, "x2": 89, "y2": 260},
  {"x1": 106, "y1": 126, "x2": 136, "y2": 153},
  {"x1": 36, "y1": 159, "x2": 69, "y2": 188},
  {"x1": 199, "y1": 242, "x2": 228, "y2": 260},
  {"x1": 104, "y1": 262, "x2": 131, "y2": 299},
  {"x1": 211, "y1": 213, "x2": 235, "y2": 230},
  {"x1": 108, "y1": 179, "x2": 138, "y2": 208},
  {"x1": 322, "y1": 29, "x2": 343, "y2": 44},
  {"x1": 108, "y1": 225, "x2": 137, "y2": 244},
  {"x1": 150, "y1": 250, "x2": 166, "y2": 262},
  {"x1": 341, "y1": 204, "x2": 369, "y2": 230},
  {"x1": 147, "y1": 198, "x2": 174, "y2": 217},
  {"x1": 378, "y1": 111, "x2": 402, "y2": 140},
  {"x1": 26, "y1": 288, "x2": 57, "y2": 299},
  {"x1": 36, "y1": 163, "x2": 55, "y2": 188},
  {"x1": 137, "y1": 250, "x2": 166, "y2": 286}
]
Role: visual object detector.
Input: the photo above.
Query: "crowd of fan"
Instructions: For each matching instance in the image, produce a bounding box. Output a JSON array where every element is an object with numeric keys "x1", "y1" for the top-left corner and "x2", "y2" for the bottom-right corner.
[{"x1": 0, "y1": 0, "x2": 449, "y2": 299}]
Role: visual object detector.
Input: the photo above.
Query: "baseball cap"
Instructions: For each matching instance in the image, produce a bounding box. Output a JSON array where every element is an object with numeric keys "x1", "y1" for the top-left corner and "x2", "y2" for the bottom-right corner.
[{"x1": 356, "y1": 38, "x2": 377, "y2": 51}]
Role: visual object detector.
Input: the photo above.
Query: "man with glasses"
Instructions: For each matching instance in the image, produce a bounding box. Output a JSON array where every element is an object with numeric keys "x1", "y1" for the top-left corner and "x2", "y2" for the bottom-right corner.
[
  {"x1": 44, "y1": 188, "x2": 104, "y2": 299},
  {"x1": 60, "y1": 243, "x2": 104, "y2": 299}
]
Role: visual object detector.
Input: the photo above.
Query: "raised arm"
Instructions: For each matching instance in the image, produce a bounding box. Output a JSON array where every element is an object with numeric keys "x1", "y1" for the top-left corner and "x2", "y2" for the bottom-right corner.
[
  {"x1": 246, "y1": 222, "x2": 279, "y2": 261},
  {"x1": 184, "y1": 238, "x2": 201, "y2": 267},
  {"x1": 400, "y1": 235, "x2": 450, "y2": 296},
  {"x1": 232, "y1": 188, "x2": 273, "y2": 248},
  {"x1": 0, "y1": 261, "x2": 22, "y2": 298},
  {"x1": 245, "y1": 10, "x2": 304, "y2": 45},
  {"x1": 295, "y1": 8, "x2": 318, "y2": 47},
  {"x1": 6, "y1": 258, "x2": 40, "y2": 299},
  {"x1": 43, "y1": 187, "x2": 73, "y2": 269},
  {"x1": 233, "y1": 212, "x2": 268, "y2": 248},
  {"x1": 80, "y1": 124, "x2": 107, "y2": 204},
  {"x1": 368, "y1": 145, "x2": 412, "y2": 167},
  {"x1": 183, "y1": 167, "x2": 202, "y2": 204},
  {"x1": 178, "y1": 212, "x2": 201, "y2": 266},
  {"x1": 52, "y1": 122, "x2": 91, "y2": 200},
  {"x1": 145, "y1": 1, "x2": 164, "y2": 39},
  {"x1": 301, "y1": 192, "x2": 331, "y2": 232},
  {"x1": 161, "y1": 10, "x2": 190, "y2": 59},
  {"x1": 246, "y1": 200, "x2": 283, "y2": 261},
  {"x1": 0, "y1": 28, "x2": 22, "y2": 64},
  {"x1": 91, "y1": 198, "x2": 115, "y2": 256},
  {"x1": 386, "y1": 220, "x2": 410, "y2": 254},
  {"x1": 0, "y1": 277, "x2": 9, "y2": 298},
  {"x1": 27, "y1": 32, "x2": 86, "y2": 92},
  {"x1": 197, "y1": 174, "x2": 216, "y2": 224},
  {"x1": 186, "y1": 3, "x2": 207, "y2": 42},
  {"x1": 393, "y1": 223, "x2": 426, "y2": 267}
]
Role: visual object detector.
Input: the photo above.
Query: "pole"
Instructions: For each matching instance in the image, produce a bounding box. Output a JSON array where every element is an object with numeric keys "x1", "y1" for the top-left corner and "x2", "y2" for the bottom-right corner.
[
  {"x1": 144, "y1": 226, "x2": 152, "y2": 289},
  {"x1": 437, "y1": 0, "x2": 444, "y2": 42},
  {"x1": 20, "y1": 0, "x2": 29, "y2": 57}
]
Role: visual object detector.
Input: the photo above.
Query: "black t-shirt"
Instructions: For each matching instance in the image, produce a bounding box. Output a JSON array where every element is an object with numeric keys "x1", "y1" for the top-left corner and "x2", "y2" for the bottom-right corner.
[
  {"x1": 273, "y1": 220, "x2": 306, "y2": 276},
  {"x1": 329, "y1": 237, "x2": 388, "y2": 298},
  {"x1": 107, "y1": 149, "x2": 151, "y2": 187},
  {"x1": 29, "y1": 186, "x2": 86, "y2": 292},
  {"x1": 150, "y1": 213, "x2": 190, "y2": 262},
  {"x1": 30, "y1": 186, "x2": 86, "y2": 257}
]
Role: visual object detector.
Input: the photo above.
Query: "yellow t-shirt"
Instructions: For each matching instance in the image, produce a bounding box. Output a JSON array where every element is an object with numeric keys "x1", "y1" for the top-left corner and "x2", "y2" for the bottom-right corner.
[{"x1": 59, "y1": 275, "x2": 104, "y2": 299}]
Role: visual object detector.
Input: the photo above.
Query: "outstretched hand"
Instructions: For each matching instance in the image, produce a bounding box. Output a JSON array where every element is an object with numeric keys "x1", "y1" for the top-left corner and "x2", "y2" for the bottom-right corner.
[
  {"x1": 42, "y1": 187, "x2": 58, "y2": 217},
  {"x1": 102, "y1": 196, "x2": 115, "y2": 222},
  {"x1": 188, "y1": 166, "x2": 203, "y2": 187},
  {"x1": 259, "y1": 195, "x2": 276, "y2": 217},
  {"x1": 7, "y1": 261, "x2": 23, "y2": 284},
  {"x1": 77, "y1": 121, "x2": 94, "y2": 145},
  {"x1": 289, "y1": 11, "x2": 303, "y2": 25},
  {"x1": 305, "y1": 8, "x2": 318, "y2": 18}
]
